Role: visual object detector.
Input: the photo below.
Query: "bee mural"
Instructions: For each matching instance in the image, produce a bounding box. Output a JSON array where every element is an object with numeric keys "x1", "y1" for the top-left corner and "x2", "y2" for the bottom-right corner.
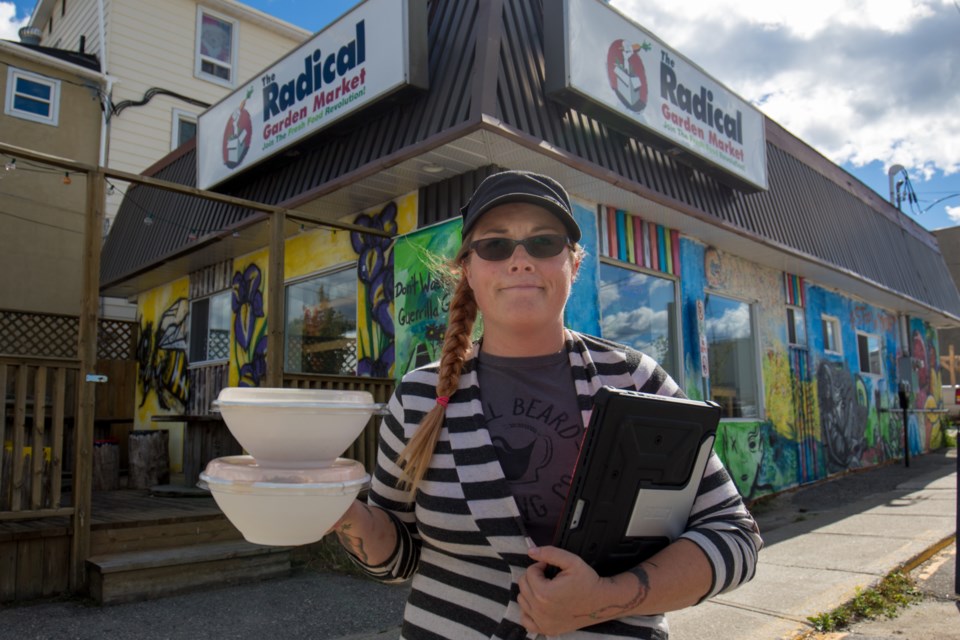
[{"x1": 137, "y1": 298, "x2": 190, "y2": 411}]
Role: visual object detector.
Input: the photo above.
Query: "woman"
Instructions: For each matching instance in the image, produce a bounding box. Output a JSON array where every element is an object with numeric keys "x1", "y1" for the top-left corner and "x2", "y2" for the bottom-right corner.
[{"x1": 332, "y1": 170, "x2": 762, "y2": 639}]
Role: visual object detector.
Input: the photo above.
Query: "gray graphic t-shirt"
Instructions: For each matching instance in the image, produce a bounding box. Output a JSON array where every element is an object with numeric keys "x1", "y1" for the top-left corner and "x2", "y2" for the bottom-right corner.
[{"x1": 477, "y1": 348, "x2": 585, "y2": 546}]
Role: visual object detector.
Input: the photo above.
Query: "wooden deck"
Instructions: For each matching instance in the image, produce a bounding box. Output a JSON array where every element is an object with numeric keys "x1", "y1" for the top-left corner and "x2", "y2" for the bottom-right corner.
[{"x1": 0, "y1": 489, "x2": 225, "y2": 541}]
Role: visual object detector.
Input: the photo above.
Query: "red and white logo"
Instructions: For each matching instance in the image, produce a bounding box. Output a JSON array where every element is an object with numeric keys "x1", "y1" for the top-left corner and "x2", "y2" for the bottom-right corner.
[
  {"x1": 222, "y1": 86, "x2": 254, "y2": 169},
  {"x1": 606, "y1": 39, "x2": 651, "y2": 112}
]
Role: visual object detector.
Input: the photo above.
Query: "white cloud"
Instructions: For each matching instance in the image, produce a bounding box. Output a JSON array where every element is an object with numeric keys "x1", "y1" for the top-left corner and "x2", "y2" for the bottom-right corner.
[
  {"x1": 610, "y1": 0, "x2": 960, "y2": 181},
  {"x1": 946, "y1": 205, "x2": 960, "y2": 223},
  {"x1": 0, "y1": 2, "x2": 29, "y2": 41},
  {"x1": 601, "y1": 306, "x2": 668, "y2": 343},
  {"x1": 705, "y1": 305, "x2": 751, "y2": 341}
]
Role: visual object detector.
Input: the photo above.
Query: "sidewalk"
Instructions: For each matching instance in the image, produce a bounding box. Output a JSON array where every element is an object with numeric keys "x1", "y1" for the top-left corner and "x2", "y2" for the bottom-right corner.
[
  {"x1": 0, "y1": 449, "x2": 955, "y2": 640},
  {"x1": 669, "y1": 447, "x2": 958, "y2": 640}
]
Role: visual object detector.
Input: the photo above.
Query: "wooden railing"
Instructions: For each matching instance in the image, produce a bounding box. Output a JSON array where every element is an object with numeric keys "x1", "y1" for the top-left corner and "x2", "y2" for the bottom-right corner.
[
  {"x1": 188, "y1": 362, "x2": 230, "y2": 416},
  {"x1": 1, "y1": 356, "x2": 80, "y2": 520},
  {"x1": 283, "y1": 373, "x2": 395, "y2": 474}
]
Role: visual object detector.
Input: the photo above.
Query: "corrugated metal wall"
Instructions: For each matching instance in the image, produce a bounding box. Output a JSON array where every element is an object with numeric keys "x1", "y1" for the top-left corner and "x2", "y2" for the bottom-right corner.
[{"x1": 418, "y1": 165, "x2": 502, "y2": 228}]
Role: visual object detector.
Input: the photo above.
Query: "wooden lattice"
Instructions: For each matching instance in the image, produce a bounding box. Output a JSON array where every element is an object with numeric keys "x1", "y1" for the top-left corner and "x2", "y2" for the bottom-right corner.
[
  {"x1": 0, "y1": 309, "x2": 137, "y2": 361},
  {"x1": 0, "y1": 310, "x2": 78, "y2": 359},
  {"x1": 97, "y1": 319, "x2": 138, "y2": 361}
]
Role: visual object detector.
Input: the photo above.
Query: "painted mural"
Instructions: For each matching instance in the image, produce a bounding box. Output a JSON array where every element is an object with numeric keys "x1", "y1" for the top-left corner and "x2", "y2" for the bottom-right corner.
[
  {"x1": 136, "y1": 278, "x2": 190, "y2": 420},
  {"x1": 232, "y1": 262, "x2": 268, "y2": 387},
  {"x1": 229, "y1": 250, "x2": 268, "y2": 388},
  {"x1": 909, "y1": 318, "x2": 945, "y2": 451},
  {"x1": 352, "y1": 200, "x2": 400, "y2": 377},
  {"x1": 393, "y1": 218, "x2": 462, "y2": 379},
  {"x1": 565, "y1": 199, "x2": 602, "y2": 336}
]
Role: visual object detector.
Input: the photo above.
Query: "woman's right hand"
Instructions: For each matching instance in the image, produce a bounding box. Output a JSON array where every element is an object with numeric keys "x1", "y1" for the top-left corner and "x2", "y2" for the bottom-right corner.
[{"x1": 326, "y1": 500, "x2": 398, "y2": 566}]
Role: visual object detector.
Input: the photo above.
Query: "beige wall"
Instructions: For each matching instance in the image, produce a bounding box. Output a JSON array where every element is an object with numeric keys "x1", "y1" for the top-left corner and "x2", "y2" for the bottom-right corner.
[{"x1": 0, "y1": 51, "x2": 102, "y2": 315}]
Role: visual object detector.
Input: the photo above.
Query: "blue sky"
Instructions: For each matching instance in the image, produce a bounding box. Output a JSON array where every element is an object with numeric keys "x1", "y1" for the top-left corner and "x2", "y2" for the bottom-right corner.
[{"x1": 4, "y1": 0, "x2": 959, "y2": 231}]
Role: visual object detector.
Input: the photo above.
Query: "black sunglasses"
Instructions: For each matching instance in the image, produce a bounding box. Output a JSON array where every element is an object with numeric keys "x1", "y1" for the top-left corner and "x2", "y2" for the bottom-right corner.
[{"x1": 469, "y1": 234, "x2": 570, "y2": 261}]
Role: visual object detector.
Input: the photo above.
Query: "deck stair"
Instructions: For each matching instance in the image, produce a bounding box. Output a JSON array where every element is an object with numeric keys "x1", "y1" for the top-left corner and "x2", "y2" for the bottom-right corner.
[
  {"x1": 86, "y1": 539, "x2": 292, "y2": 604},
  {"x1": 80, "y1": 489, "x2": 293, "y2": 604}
]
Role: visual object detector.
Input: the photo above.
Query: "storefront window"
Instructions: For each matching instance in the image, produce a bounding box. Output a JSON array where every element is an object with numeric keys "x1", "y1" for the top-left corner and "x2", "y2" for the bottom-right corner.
[
  {"x1": 705, "y1": 294, "x2": 760, "y2": 418},
  {"x1": 285, "y1": 267, "x2": 357, "y2": 375},
  {"x1": 189, "y1": 290, "x2": 231, "y2": 363},
  {"x1": 599, "y1": 262, "x2": 680, "y2": 378}
]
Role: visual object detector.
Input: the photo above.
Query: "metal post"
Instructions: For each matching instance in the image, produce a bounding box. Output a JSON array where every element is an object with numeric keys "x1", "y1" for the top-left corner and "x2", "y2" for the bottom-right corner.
[
  {"x1": 898, "y1": 381, "x2": 911, "y2": 468},
  {"x1": 902, "y1": 406, "x2": 909, "y2": 468}
]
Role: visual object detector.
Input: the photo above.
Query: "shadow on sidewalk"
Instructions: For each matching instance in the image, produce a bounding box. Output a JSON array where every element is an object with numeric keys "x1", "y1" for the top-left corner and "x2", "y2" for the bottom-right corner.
[{"x1": 747, "y1": 448, "x2": 957, "y2": 547}]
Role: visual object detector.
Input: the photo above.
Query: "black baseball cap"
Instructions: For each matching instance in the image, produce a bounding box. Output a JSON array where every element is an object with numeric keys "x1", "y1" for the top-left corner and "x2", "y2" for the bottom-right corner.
[{"x1": 459, "y1": 170, "x2": 581, "y2": 242}]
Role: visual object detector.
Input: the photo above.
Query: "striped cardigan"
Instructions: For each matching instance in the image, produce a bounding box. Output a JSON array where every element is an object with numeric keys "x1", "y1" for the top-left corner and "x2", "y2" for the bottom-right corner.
[{"x1": 355, "y1": 330, "x2": 762, "y2": 639}]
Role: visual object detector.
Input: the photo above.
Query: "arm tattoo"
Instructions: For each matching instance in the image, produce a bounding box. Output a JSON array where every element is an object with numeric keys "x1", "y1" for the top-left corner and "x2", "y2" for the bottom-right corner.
[
  {"x1": 336, "y1": 503, "x2": 373, "y2": 563},
  {"x1": 576, "y1": 566, "x2": 651, "y2": 621}
]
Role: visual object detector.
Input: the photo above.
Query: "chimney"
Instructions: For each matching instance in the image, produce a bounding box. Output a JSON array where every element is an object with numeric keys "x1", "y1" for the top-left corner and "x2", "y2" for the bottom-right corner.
[
  {"x1": 18, "y1": 26, "x2": 43, "y2": 46},
  {"x1": 79, "y1": 35, "x2": 86, "y2": 54}
]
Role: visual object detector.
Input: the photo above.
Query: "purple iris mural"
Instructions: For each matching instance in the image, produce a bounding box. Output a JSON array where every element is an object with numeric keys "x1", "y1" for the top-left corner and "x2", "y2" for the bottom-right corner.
[
  {"x1": 232, "y1": 263, "x2": 268, "y2": 387},
  {"x1": 351, "y1": 202, "x2": 398, "y2": 377}
]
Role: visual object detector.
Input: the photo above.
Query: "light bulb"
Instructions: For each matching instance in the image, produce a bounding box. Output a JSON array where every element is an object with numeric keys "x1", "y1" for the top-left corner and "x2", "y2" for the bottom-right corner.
[{"x1": 63, "y1": 172, "x2": 72, "y2": 185}]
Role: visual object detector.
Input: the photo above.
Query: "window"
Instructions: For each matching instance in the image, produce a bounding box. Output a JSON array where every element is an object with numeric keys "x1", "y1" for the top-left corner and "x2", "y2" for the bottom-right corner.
[
  {"x1": 822, "y1": 314, "x2": 842, "y2": 354},
  {"x1": 705, "y1": 294, "x2": 761, "y2": 419},
  {"x1": 285, "y1": 267, "x2": 357, "y2": 375},
  {"x1": 5, "y1": 67, "x2": 60, "y2": 126},
  {"x1": 599, "y1": 262, "x2": 680, "y2": 378},
  {"x1": 786, "y1": 306, "x2": 806, "y2": 346},
  {"x1": 857, "y1": 332, "x2": 882, "y2": 376},
  {"x1": 171, "y1": 109, "x2": 198, "y2": 149},
  {"x1": 189, "y1": 291, "x2": 231, "y2": 364},
  {"x1": 196, "y1": 8, "x2": 237, "y2": 86}
]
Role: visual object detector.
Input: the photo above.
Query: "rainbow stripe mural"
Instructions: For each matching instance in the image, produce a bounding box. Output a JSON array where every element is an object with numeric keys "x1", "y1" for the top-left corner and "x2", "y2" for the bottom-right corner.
[
  {"x1": 597, "y1": 206, "x2": 680, "y2": 275},
  {"x1": 784, "y1": 273, "x2": 805, "y2": 306}
]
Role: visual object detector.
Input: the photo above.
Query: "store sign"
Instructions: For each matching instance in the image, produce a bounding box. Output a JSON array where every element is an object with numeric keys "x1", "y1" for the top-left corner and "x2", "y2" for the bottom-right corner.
[
  {"x1": 197, "y1": 0, "x2": 427, "y2": 190},
  {"x1": 545, "y1": 0, "x2": 767, "y2": 192}
]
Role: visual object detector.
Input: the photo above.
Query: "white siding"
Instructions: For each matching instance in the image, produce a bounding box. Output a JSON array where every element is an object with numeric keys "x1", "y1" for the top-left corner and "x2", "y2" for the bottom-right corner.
[
  {"x1": 41, "y1": 0, "x2": 104, "y2": 65},
  {"x1": 39, "y1": 0, "x2": 308, "y2": 226}
]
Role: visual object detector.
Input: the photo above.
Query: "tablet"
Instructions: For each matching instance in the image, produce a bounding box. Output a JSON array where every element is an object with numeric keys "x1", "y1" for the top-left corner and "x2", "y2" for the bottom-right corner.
[{"x1": 550, "y1": 386, "x2": 720, "y2": 577}]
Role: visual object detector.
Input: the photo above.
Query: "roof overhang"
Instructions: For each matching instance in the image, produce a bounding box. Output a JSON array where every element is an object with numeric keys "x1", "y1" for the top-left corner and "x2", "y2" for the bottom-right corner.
[{"x1": 100, "y1": 121, "x2": 960, "y2": 329}]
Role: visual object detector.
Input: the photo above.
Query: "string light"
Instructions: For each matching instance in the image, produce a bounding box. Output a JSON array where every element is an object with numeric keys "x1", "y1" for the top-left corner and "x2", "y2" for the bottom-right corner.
[
  {"x1": 187, "y1": 228, "x2": 198, "y2": 241},
  {"x1": 62, "y1": 172, "x2": 72, "y2": 185},
  {"x1": 143, "y1": 212, "x2": 155, "y2": 225},
  {"x1": 4, "y1": 158, "x2": 15, "y2": 171},
  {"x1": 231, "y1": 230, "x2": 241, "y2": 238}
]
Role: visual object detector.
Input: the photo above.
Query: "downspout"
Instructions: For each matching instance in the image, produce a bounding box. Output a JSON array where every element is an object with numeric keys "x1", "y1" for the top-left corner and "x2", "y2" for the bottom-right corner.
[{"x1": 97, "y1": 0, "x2": 109, "y2": 168}]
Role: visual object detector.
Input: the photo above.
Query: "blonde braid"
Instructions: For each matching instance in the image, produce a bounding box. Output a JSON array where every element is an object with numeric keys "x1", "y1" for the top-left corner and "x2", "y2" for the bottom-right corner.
[{"x1": 396, "y1": 267, "x2": 478, "y2": 491}]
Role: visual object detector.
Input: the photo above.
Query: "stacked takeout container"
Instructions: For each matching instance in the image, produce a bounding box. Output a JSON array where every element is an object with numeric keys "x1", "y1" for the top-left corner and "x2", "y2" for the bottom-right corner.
[{"x1": 199, "y1": 388, "x2": 381, "y2": 546}]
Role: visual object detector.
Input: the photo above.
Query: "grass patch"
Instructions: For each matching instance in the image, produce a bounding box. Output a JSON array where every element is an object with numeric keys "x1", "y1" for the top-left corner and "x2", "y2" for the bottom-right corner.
[{"x1": 805, "y1": 571, "x2": 922, "y2": 633}]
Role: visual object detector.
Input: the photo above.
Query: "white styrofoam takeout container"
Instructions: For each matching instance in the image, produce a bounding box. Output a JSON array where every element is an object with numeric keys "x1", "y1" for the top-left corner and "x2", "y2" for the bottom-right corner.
[
  {"x1": 200, "y1": 455, "x2": 369, "y2": 547},
  {"x1": 214, "y1": 387, "x2": 382, "y2": 468}
]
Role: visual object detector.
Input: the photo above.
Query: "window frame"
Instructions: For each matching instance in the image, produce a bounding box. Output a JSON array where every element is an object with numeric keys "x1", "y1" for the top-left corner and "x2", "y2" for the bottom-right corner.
[
  {"x1": 786, "y1": 305, "x2": 807, "y2": 348},
  {"x1": 195, "y1": 6, "x2": 239, "y2": 87},
  {"x1": 598, "y1": 257, "x2": 684, "y2": 385},
  {"x1": 5, "y1": 67, "x2": 61, "y2": 126},
  {"x1": 856, "y1": 330, "x2": 883, "y2": 377},
  {"x1": 188, "y1": 290, "x2": 232, "y2": 366},
  {"x1": 821, "y1": 314, "x2": 842, "y2": 355},
  {"x1": 171, "y1": 108, "x2": 199, "y2": 149},
  {"x1": 283, "y1": 263, "x2": 359, "y2": 376},
  {"x1": 703, "y1": 291, "x2": 765, "y2": 421}
]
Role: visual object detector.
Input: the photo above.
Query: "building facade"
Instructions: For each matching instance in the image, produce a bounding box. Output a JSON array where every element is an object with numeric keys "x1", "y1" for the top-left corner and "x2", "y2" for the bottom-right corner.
[
  {"x1": 28, "y1": 0, "x2": 310, "y2": 234},
  {"x1": 1, "y1": 37, "x2": 104, "y2": 316},
  {"x1": 100, "y1": 0, "x2": 960, "y2": 501}
]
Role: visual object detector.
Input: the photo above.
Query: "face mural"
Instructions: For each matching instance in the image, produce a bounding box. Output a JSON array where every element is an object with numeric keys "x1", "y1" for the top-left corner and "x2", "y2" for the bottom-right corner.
[
  {"x1": 816, "y1": 360, "x2": 868, "y2": 473},
  {"x1": 720, "y1": 422, "x2": 763, "y2": 496}
]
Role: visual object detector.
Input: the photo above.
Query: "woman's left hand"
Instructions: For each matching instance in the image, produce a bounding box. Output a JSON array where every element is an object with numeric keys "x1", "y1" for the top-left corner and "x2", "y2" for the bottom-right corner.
[{"x1": 518, "y1": 545, "x2": 610, "y2": 636}]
